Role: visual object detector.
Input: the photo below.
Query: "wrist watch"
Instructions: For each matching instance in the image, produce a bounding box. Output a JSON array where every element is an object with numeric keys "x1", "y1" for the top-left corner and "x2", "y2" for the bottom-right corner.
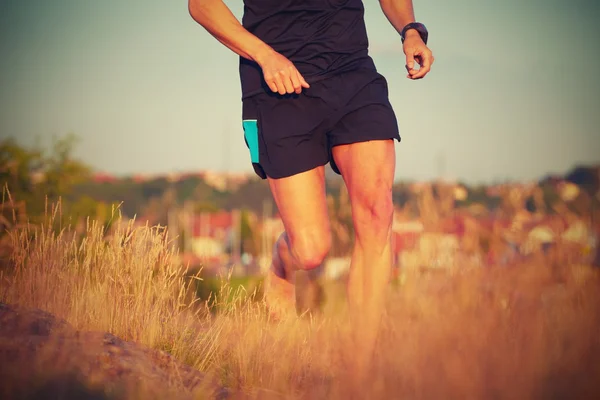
[{"x1": 400, "y1": 22, "x2": 429, "y2": 45}]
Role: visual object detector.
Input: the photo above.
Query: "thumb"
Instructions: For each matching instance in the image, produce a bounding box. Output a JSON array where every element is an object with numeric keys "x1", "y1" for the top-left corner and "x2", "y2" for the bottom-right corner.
[{"x1": 405, "y1": 52, "x2": 416, "y2": 73}]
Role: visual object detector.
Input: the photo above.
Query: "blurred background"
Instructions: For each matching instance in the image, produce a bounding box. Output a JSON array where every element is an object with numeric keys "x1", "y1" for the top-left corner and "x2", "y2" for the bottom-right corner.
[{"x1": 1, "y1": 0, "x2": 599, "y2": 277}]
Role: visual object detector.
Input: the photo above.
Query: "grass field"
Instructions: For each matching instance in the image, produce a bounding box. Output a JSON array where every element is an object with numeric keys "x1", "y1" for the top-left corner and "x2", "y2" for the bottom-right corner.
[{"x1": 1, "y1": 209, "x2": 599, "y2": 399}]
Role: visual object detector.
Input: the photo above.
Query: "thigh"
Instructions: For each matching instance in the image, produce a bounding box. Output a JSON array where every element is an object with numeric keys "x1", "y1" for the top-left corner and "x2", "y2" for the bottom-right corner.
[
  {"x1": 268, "y1": 166, "x2": 330, "y2": 243},
  {"x1": 331, "y1": 139, "x2": 396, "y2": 202}
]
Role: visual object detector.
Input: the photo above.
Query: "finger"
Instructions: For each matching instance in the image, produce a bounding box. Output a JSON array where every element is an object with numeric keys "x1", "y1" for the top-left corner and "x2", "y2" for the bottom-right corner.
[
  {"x1": 298, "y1": 71, "x2": 310, "y2": 88},
  {"x1": 265, "y1": 76, "x2": 278, "y2": 93},
  {"x1": 414, "y1": 55, "x2": 423, "y2": 66},
  {"x1": 411, "y1": 50, "x2": 433, "y2": 79},
  {"x1": 273, "y1": 73, "x2": 287, "y2": 95},
  {"x1": 289, "y1": 69, "x2": 303, "y2": 94},
  {"x1": 280, "y1": 70, "x2": 295, "y2": 94}
]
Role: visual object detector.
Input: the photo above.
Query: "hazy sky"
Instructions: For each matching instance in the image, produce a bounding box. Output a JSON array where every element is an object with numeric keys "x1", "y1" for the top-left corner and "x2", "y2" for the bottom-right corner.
[{"x1": 1, "y1": 0, "x2": 599, "y2": 184}]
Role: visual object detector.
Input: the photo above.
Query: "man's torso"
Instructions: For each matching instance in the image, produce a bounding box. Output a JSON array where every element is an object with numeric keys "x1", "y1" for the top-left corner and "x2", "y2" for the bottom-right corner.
[{"x1": 239, "y1": 0, "x2": 376, "y2": 98}]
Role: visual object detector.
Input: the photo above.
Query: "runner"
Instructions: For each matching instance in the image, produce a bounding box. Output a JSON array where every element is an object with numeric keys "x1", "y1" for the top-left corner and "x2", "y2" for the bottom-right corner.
[{"x1": 189, "y1": 0, "x2": 434, "y2": 381}]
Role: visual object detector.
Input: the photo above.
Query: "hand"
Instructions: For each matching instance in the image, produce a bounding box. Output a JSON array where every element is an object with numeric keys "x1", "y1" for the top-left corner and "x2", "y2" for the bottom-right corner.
[
  {"x1": 256, "y1": 49, "x2": 310, "y2": 95},
  {"x1": 403, "y1": 31, "x2": 434, "y2": 80}
]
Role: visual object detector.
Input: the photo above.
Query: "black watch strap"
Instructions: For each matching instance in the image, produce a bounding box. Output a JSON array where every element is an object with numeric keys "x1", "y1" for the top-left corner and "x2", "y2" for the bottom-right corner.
[{"x1": 401, "y1": 22, "x2": 428, "y2": 45}]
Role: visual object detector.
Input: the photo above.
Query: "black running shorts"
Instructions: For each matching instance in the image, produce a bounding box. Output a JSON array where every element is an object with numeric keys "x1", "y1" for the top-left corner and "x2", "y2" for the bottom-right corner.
[{"x1": 241, "y1": 68, "x2": 401, "y2": 179}]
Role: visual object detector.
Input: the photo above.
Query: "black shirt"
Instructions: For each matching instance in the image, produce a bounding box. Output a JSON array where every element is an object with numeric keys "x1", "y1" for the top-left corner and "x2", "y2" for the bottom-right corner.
[{"x1": 239, "y1": 0, "x2": 377, "y2": 98}]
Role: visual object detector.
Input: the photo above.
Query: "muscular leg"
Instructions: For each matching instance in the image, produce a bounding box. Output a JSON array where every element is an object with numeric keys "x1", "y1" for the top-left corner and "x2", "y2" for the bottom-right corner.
[
  {"x1": 332, "y1": 139, "x2": 396, "y2": 378},
  {"x1": 264, "y1": 166, "x2": 331, "y2": 318}
]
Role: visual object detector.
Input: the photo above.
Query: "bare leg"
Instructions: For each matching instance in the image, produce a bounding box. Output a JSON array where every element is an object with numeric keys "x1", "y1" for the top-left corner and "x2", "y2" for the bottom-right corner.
[
  {"x1": 264, "y1": 166, "x2": 331, "y2": 319},
  {"x1": 332, "y1": 140, "x2": 396, "y2": 380}
]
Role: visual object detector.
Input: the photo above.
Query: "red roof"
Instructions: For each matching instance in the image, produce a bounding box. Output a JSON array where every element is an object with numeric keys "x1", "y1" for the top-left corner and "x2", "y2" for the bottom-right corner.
[
  {"x1": 192, "y1": 211, "x2": 235, "y2": 238},
  {"x1": 439, "y1": 216, "x2": 466, "y2": 236},
  {"x1": 92, "y1": 172, "x2": 118, "y2": 184},
  {"x1": 392, "y1": 231, "x2": 419, "y2": 253}
]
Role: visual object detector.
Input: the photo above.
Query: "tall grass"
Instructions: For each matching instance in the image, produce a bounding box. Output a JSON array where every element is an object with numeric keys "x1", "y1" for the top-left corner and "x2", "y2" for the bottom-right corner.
[
  {"x1": 1, "y1": 201, "x2": 600, "y2": 399},
  {"x1": 1, "y1": 204, "x2": 212, "y2": 360}
]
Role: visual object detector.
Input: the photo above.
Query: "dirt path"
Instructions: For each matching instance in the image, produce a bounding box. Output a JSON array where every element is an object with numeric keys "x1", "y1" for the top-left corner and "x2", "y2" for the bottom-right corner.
[{"x1": 0, "y1": 303, "x2": 228, "y2": 400}]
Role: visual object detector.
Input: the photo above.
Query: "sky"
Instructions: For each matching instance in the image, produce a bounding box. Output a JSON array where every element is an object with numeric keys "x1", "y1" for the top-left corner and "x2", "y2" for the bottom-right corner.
[{"x1": 1, "y1": 0, "x2": 599, "y2": 184}]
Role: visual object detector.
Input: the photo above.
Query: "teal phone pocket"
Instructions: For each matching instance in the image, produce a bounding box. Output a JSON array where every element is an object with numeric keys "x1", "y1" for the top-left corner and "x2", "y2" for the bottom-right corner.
[{"x1": 242, "y1": 119, "x2": 259, "y2": 163}]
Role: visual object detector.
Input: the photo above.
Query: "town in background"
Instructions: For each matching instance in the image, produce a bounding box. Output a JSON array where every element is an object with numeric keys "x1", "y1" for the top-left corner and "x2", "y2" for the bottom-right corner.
[{"x1": 2, "y1": 136, "x2": 599, "y2": 281}]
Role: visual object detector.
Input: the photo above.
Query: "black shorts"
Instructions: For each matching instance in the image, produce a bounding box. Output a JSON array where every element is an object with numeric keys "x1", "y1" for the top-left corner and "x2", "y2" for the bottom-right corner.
[{"x1": 241, "y1": 68, "x2": 401, "y2": 179}]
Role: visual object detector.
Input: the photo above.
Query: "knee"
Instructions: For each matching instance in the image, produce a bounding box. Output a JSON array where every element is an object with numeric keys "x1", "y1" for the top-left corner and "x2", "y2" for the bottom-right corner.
[
  {"x1": 354, "y1": 186, "x2": 394, "y2": 231},
  {"x1": 291, "y1": 229, "x2": 331, "y2": 271}
]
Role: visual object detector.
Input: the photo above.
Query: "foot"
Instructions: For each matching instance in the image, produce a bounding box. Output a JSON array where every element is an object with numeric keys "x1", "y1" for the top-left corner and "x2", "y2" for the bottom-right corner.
[
  {"x1": 263, "y1": 237, "x2": 297, "y2": 320},
  {"x1": 264, "y1": 267, "x2": 296, "y2": 320}
]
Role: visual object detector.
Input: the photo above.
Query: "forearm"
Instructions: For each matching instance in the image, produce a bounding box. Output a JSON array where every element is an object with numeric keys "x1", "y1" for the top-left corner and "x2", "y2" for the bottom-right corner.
[
  {"x1": 188, "y1": 0, "x2": 273, "y2": 64},
  {"x1": 379, "y1": 0, "x2": 419, "y2": 37}
]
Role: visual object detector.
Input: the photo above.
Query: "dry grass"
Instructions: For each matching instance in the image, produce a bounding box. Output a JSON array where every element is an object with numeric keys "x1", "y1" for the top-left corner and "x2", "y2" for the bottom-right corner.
[{"x1": 1, "y1": 204, "x2": 600, "y2": 399}]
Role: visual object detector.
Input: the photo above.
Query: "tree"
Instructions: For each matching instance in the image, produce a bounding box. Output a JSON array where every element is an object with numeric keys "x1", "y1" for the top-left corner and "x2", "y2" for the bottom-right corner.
[
  {"x1": 239, "y1": 209, "x2": 258, "y2": 255},
  {"x1": 42, "y1": 134, "x2": 91, "y2": 200},
  {"x1": 1, "y1": 138, "x2": 44, "y2": 215},
  {"x1": 1, "y1": 134, "x2": 92, "y2": 222}
]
